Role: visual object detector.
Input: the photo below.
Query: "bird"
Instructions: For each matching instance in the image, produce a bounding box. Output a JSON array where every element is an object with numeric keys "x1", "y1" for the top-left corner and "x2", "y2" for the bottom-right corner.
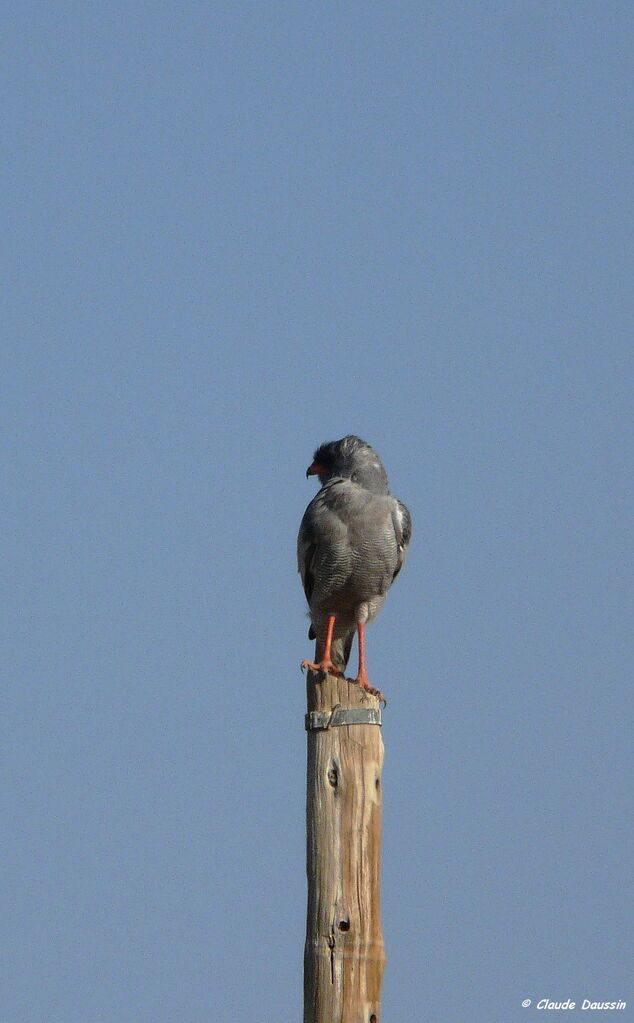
[{"x1": 298, "y1": 435, "x2": 412, "y2": 702}]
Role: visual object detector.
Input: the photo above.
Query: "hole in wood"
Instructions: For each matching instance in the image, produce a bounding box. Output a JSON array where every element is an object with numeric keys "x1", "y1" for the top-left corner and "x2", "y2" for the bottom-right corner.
[{"x1": 338, "y1": 918, "x2": 350, "y2": 931}]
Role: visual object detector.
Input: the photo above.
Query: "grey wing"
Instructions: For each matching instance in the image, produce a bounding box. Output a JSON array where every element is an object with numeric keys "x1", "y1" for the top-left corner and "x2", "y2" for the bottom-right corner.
[
  {"x1": 297, "y1": 504, "x2": 318, "y2": 605},
  {"x1": 297, "y1": 503, "x2": 319, "y2": 639},
  {"x1": 390, "y1": 498, "x2": 412, "y2": 581},
  {"x1": 297, "y1": 480, "x2": 352, "y2": 611}
]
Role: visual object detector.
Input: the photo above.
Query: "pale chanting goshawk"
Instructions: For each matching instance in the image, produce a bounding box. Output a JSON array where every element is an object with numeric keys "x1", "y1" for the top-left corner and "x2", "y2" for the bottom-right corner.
[{"x1": 298, "y1": 435, "x2": 412, "y2": 702}]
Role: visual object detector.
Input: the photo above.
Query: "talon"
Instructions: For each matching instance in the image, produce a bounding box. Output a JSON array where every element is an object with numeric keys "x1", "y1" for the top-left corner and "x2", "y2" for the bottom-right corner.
[
  {"x1": 348, "y1": 673, "x2": 386, "y2": 704},
  {"x1": 302, "y1": 658, "x2": 344, "y2": 678}
]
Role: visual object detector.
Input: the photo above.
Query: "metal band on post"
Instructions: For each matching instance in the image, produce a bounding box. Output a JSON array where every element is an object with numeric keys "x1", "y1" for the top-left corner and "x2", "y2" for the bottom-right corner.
[{"x1": 305, "y1": 707, "x2": 382, "y2": 730}]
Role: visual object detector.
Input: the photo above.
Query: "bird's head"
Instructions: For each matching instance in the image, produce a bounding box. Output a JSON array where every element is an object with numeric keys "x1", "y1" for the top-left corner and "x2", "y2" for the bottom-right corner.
[{"x1": 306, "y1": 435, "x2": 389, "y2": 493}]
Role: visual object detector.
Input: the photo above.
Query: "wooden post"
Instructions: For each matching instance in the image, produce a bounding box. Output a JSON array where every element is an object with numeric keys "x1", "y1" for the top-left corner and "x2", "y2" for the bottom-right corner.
[{"x1": 304, "y1": 670, "x2": 386, "y2": 1023}]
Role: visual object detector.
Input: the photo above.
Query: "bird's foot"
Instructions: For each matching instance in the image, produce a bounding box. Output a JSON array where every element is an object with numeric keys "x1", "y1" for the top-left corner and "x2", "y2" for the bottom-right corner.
[
  {"x1": 348, "y1": 672, "x2": 387, "y2": 706},
  {"x1": 301, "y1": 658, "x2": 344, "y2": 678}
]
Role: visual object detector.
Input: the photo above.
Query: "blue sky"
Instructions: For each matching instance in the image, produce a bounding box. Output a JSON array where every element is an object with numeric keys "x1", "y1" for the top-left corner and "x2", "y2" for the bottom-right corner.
[{"x1": 3, "y1": 3, "x2": 633, "y2": 1021}]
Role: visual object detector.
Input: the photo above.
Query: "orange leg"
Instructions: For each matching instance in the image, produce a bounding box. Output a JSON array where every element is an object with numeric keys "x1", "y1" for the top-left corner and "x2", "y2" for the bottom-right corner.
[
  {"x1": 349, "y1": 622, "x2": 386, "y2": 703},
  {"x1": 301, "y1": 614, "x2": 344, "y2": 677}
]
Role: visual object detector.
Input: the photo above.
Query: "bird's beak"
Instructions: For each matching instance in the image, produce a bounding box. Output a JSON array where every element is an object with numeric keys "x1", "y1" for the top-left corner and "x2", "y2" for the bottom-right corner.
[{"x1": 306, "y1": 462, "x2": 321, "y2": 478}]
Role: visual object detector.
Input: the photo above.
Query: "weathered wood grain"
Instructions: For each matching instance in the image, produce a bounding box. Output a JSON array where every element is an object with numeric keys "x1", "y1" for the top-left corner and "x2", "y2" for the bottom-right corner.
[{"x1": 304, "y1": 670, "x2": 385, "y2": 1023}]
